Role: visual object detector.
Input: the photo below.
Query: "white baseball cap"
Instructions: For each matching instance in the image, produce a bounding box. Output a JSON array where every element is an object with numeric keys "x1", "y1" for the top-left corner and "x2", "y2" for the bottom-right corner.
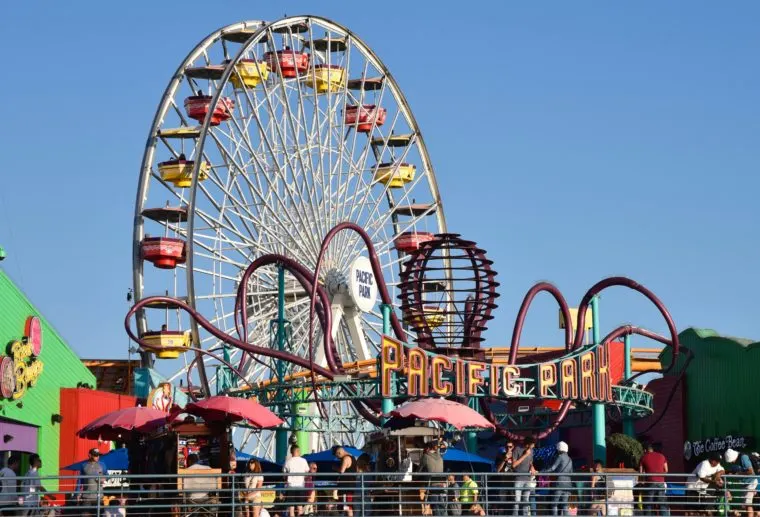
[
  {"x1": 725, "y1": 449, "x2": 739, "y2": 463},
  {"x1": 556, "y1": 441, "x2": 569, "y2": 453}
]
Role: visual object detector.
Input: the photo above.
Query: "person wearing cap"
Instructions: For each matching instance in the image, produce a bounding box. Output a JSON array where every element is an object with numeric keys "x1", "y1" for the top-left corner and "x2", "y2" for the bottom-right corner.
[
  {"x1": 639, "y1": 442, "x2": 670, "y2": 516},
  {"x1": 541, "y1": 441, "x2": 574, "y2": 516},
  {"x1": 686, "y1": 453, "x2": 724, "y2": 515},
  {"x1": 76, "y1": 448, "x2": 107, "y2": 516},
  {"x1": 724, "y1": 448, "x2": 757, "y2": 517}
]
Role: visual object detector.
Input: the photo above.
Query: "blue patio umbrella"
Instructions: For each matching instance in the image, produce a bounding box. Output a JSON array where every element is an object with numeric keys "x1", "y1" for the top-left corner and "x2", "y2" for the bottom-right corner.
[
  {"x1": 303, "y1": 446, "x2": 368, "y2": 464},
  {"x1": 61, "y1": 447, "x2": 129, "y2": 472},
  {"x1": 234, "y1": 450, "x2": 283, "y2": 473},
  {"x1": 442, "y1": 448, "x2": 494, "y2": 472}
]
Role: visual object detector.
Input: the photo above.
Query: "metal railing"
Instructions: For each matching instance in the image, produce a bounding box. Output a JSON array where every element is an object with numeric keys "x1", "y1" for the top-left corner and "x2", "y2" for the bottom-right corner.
[{"x1": 0, "y1": 471, "x2": 755, "y2": 516}]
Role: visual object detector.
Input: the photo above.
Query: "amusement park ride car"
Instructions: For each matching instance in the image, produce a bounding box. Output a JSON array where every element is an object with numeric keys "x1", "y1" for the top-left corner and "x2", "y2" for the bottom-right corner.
[{"x1": 126, "y1": 15, "x2": 685, "y2": 461}]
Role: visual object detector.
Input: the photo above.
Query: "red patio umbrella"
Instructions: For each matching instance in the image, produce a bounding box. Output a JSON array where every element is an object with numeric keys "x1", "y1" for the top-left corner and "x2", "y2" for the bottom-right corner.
[
  {"x1": 77, "y1": 406, "x2": 169, "y2": 440},
  {"x1": 387, "y1": 398, "x2": 495, "y2": 430},
  {"x1": 183, "y1": 396, "x2": 283, "y2": 428}
]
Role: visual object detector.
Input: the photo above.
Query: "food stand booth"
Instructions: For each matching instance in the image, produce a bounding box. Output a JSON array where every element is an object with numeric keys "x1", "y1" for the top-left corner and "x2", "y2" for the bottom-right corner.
[
  {"x1": 364, "y1": 422, "x2": 444, "y2": 517},
  {"x1": 126, "y1": 416, "x2": 233, "y2": 514}
]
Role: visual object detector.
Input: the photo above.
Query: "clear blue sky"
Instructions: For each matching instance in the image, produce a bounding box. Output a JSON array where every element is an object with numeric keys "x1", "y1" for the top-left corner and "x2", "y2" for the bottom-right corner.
[{"x1": 1, "y1": 1, "x2": 758, "y2": 360}]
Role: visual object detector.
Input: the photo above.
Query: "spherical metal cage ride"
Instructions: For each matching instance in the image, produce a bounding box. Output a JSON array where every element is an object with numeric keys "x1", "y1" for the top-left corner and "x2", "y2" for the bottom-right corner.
[{"x1": 132, "y1": 16, "x2": 447, "y2": 456}]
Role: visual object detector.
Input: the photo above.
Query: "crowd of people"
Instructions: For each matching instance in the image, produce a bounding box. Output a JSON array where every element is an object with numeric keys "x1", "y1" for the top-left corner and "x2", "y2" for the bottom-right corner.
[{"x1": 0, "y1": 440, "x2": 758, "y2": 516}]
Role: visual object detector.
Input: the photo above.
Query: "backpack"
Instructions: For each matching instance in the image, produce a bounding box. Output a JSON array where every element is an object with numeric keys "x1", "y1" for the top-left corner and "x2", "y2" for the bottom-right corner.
[{"x1": 749, "y1": 454, "x2": 760, "y2": 475}]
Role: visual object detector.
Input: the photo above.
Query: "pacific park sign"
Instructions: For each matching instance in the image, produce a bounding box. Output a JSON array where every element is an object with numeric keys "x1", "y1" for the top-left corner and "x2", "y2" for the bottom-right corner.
[
  {"x1": 1, "y1": 317, "x2": 44, "y2": 400},
  {"x1": 380, "y1": 335, "x2": 615, "y2": 403}
]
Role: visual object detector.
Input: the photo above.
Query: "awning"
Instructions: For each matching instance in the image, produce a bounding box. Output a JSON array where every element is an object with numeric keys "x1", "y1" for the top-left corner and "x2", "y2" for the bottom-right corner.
[{"x1": 0, "y1": 417, "x2": 38, "y2": 453}]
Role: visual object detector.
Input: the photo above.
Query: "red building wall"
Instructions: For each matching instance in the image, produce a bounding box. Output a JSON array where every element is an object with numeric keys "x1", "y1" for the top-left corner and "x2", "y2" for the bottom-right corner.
[
  {"x1": 635, "y1": 376, "x2": 686, "y2": 473},
  {"x1": 58, "y1": 389, "x2": 136, "y2": 492},
  {"x1": 563, "y1": 375, "x2": 686, "y2": 471}
]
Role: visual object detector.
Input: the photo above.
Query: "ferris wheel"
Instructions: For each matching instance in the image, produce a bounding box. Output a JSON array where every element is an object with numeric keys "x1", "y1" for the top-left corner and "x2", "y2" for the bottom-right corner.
[{"x1": 132, "y1": 15, "x2": 446, "y2": 456}]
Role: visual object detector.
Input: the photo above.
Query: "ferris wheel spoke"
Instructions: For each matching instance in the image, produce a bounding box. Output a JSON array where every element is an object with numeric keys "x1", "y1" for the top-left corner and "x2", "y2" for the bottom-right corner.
[
  {"x1": 198, "y1": 156, "x2": 316, "y2": 262},
  {"x1": 339, "y1": 152, "x2": 423, "y2": 265},
  {"x1": 334, "y1": 63, "x2": 382, "y2": 237},
  {"x1": 208, "y1": 120, "x2": 303, "y2": 242},
  {"x1": 266, "y1": 70, "x2": 326, "y2": 242},
  {"x1": 344, "y1": 113, "x2": 411, "y2": 233},
  {"x1": 280, "y1": 27, "x2": 328, "y2": 220},
  {"x1": 205, "y1": 136, "x2": 265, "y2": 246},
  {"x1": 248, "y1": 42, "x2": 325, "y2": 256},
  {"x1": 332, "y1": 149, "x2": 394, "y2": 256}
]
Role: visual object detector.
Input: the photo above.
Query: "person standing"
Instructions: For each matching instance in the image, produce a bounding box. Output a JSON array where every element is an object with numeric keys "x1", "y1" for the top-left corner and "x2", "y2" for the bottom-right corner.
[
  {"x1": 512, "y1": 437, "x2": 535, "y2": 516},
  {"x1": 353, "y1": 454, "x2": 372, "y2": 517},
  {"x1": 418, "y1": 440, "x2": 446, "y2": 517},
  {"x1": 332, "y1": 447, "x2": 357, "y2": 517},
  {"x1": 639, "y1": 443, "x2": 670, "y2": 516},
  {"x1": 461, "y1": 474, "x2": 485, "y2": 516},
  {"x1": 20, "y1": 454, "x2": 47, "y2": 517},
  {"x1": 76, "y1": 448, "x2": 106, "y2": 517},
  {"x1": 447, "y1": 475, "x2": 462, "y2": 517},
  {"x1": 542, "y1": 441, "x2": 574, "y2": 516},
  {"x1": 305, "y1": 463, "x2": 317, "y2": 516},
  {"x1": 724, "y1": 449, "x2": 757, "y2": 517},
  {"x1": 495, "y1": 442, "x2": 515, "y2": 515},
  {"x1": 590, "y1": 461, "x2": 608, "y2": 516},
  {"x1": 243, "y1": 459, "x2": 264, "y2": 517},
  {"x1": 0, "y1": 455, "x2": 19, "y2": 515},
  {"x1": 283, "y1": 445, "x2": 310, "y2": 517}
]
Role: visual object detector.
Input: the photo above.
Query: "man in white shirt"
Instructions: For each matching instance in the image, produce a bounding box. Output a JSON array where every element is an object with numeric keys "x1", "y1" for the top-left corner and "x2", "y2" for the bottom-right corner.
[
  {"x1": 686, "y1": 453, "x2": 724, "y2": 514},
  {"x1": 0, "y1": 455, "x2": 19, "y2": 515},
  {"x1": 283, "y1": 445, "x2": 310, "y2": 517},
  {"x1": 183, "y1": 454, "x2": 216, "y2": 503}
]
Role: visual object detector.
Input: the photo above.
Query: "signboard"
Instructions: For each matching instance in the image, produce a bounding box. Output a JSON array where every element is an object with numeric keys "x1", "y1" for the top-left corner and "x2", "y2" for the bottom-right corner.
[
  {"x1": 380, "y1": 335, "x2": 615, "y2": 403},
  {"x1": 349, "y1": 256, "x2": 377, "y2": 312},
  {"x1": 149, "y1": 383, "x2": 174, "y2": 412},
  {"x1": 2, "y1": 317, "x2": 44, "y2": 400},
  {"x1": 683, "y1": 435, "x2": 753, "y2": 461}
]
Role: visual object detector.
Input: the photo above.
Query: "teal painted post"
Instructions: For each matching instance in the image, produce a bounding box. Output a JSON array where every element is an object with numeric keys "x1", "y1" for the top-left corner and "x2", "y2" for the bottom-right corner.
[
  {"x1": 380, "y1": 304, "x2": 393, "y2": 424},
  {"x1": 622, "y1": 334, "x2": 635, "y2": 437},
  {"x1": 275, "y1": 265, "x2": 288, "y2": 464},
  {"x1": 591, "y1": 296, "x2": 606, "y2": 462},
  {"x1": 466, "y1": 432, "x2": 478, "y2": 454}
]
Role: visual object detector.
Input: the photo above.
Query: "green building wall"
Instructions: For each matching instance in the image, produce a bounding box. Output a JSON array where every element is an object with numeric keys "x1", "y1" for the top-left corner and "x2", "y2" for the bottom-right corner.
[
  {"x1": 662, "y1": 328, "x2": 760, "y2": 444},
  {"x1": 0, "y1": 270, "x2": 96, "y2": 487}
]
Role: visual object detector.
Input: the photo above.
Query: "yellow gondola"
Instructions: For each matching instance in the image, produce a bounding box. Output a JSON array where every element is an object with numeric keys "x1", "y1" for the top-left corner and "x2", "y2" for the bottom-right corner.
[
  {"x1": 404, "y1": 306, "x2": 445, "y2": 329},
  {"x1": 230, "y1": 59, "x2": 269, "y2": 88},
  {"x1": 158, "y1": 157, "x2": 210, "y2": 188},
  {"x1": 140, "y1": 331, "x2": 191, "y2": 359},
  {"x1": 306, "y1": 65, "x2": 346, "y2": 93},
  {"x1": 373, "y1": 163, "x2": 416, "y2": 188}
]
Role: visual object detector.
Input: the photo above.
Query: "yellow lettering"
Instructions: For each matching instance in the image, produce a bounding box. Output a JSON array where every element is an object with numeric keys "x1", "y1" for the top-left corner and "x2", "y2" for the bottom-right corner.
[
  {"x1": 501, "y1": 366, "x2": 521, "y2": 397},
  {"x1": 596, "y1": 343, "x2": 613, "y2": 402},
  {"x1": 380, "y1": 337, "x2": 402, "y2": 398},
  {"x1": 467, "y1": 362, "x2": 486, "y2": 395},
  {"x1": 579, "y1": 352, "x2": 598, "y2": 401},
  {"x1": 538, "y1": 364, "x2": 557, "y2": 398},
  {"x1": 490, "y1": 363, "x2": 501, "y2": 396},
  {"x1": 560, "y1": 359, "x2": 578, "y2": 399},
  {"x1": 431, "y1": 356, "x2": 453, "y2": 396},
  {"x1": 407, "y1": 348, "x2": 428, "y2": 396},
  {"x1": 455, "y1": 359, "x2": 466, "y2": 396}
]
